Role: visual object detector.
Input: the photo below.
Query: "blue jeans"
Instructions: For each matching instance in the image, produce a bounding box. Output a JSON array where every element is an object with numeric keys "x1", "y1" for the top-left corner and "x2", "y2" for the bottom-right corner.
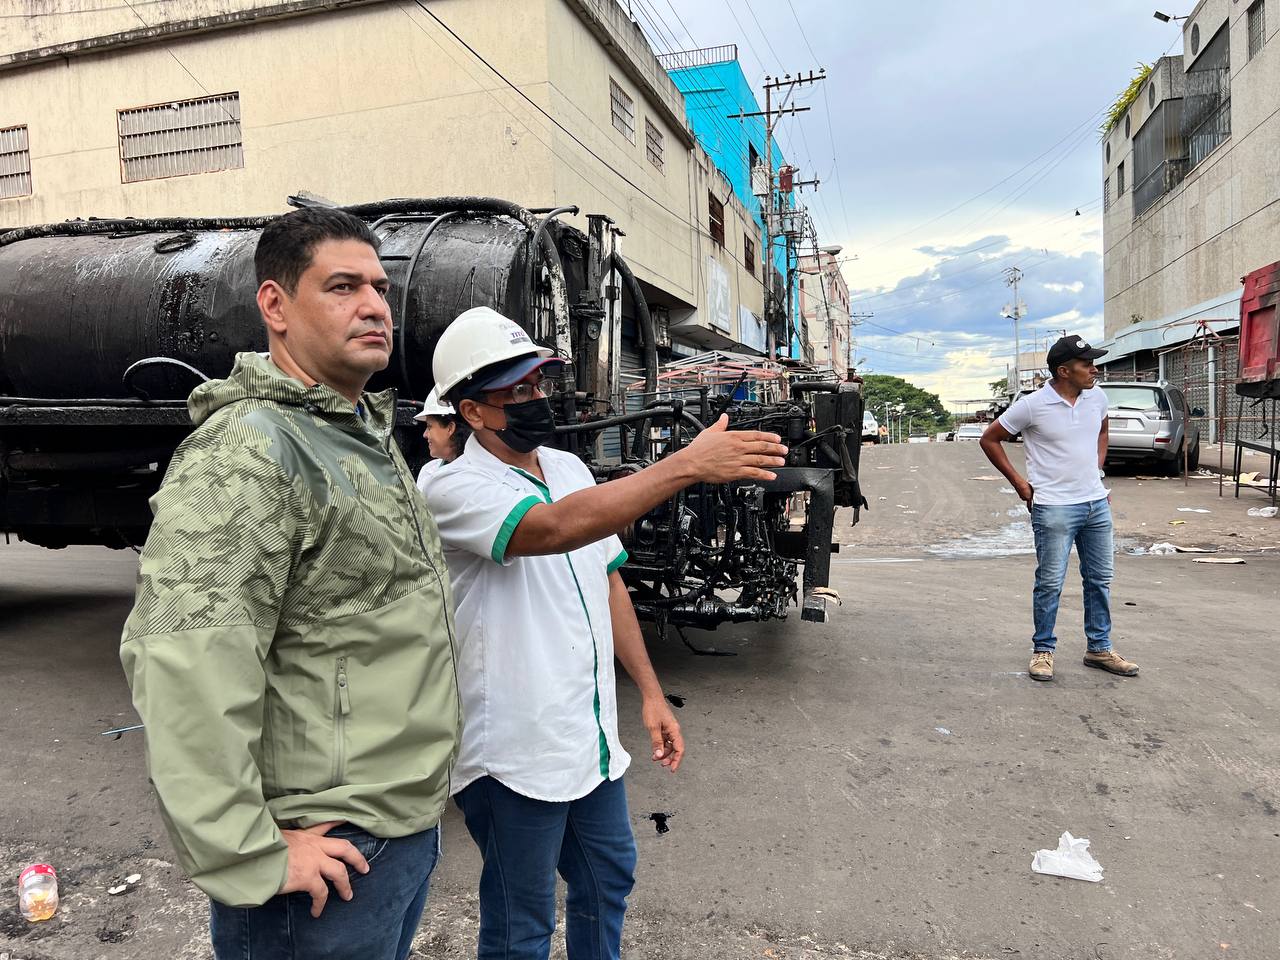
[
  {"x1": 1030, "y1": 498, "x2": 1113, "y2": 654},
  {"x1": 454, "y1": 776, "x2": 637, "y2": 960},
  {"x1": 209, "y1": 824, "x2": 439, "y2": 960}
]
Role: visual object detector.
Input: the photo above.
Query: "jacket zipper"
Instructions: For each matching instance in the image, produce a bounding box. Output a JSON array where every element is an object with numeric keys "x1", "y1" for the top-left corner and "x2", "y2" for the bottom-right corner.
[{"x1": 333, "y1": 656, "x2": 350, "y2": 788}]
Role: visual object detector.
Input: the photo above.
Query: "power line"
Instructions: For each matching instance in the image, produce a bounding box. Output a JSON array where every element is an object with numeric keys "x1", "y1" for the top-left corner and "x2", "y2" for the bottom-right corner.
[
  {"x1": 849, "y1": 198, "x2": 1101, "y2": 297},
  {"x1": 861, "y1": 106, "x2": 1106, "y2": 253},
  {"x1": 405, "y1": 0, "x2": 705, "y2": 241}
]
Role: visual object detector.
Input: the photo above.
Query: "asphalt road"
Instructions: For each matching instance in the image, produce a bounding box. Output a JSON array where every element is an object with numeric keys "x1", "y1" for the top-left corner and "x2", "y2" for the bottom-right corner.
[{"x1": 2, "y1": 440, "x2": 1278, "y2": 959}]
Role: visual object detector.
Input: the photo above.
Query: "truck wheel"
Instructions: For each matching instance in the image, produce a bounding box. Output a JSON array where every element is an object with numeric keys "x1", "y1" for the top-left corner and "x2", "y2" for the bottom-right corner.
[
  {"x1": 1163, "y1": 445, "x2": 1185, "y2": 476},
  {"x1": 1187, "y1": 442, "x2": 1200, "y2": 471}
]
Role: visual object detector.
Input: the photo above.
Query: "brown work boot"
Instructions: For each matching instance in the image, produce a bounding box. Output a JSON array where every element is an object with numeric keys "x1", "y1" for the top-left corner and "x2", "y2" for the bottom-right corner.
[
  {"x1": 1083, "y1": 649, "x2": 1139, "y2": 677},
  {"x1": 1029, "y1": 652, "x2": 1054, "y2": 681}
]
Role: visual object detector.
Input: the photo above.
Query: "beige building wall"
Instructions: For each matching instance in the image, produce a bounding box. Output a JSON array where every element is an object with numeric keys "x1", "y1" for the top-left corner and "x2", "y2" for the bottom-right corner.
[
  {"x1": 0, "y1": 0, "x2": 554, "y2": 227},
  {"x1": 0, "y1": 0, "x2": 757, "y2": 348},
  {"x1": 1102, "y1": 0, "x2": 1280, "y2": 337},
  {"x1": 669, "y1": 148, "x2": 765, "y2": 351},
  {"x1": 798, "y1": 250, "x2": 850, "y2": 378}
]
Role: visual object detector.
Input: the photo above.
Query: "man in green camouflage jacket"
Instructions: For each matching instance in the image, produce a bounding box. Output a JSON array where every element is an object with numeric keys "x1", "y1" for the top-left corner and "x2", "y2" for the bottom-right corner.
[{"x1": 120, "y1": 208, "x2": 460, "y2": 960}]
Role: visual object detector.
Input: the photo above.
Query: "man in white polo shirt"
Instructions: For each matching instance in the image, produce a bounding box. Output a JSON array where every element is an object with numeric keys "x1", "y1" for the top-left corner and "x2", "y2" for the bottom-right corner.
[
  {"x1": 421, "y1": 307, "x2": 789, "y2": 960},
  {"x1": 980, "y1": 335, "x2": 1139, "y2": 682}
]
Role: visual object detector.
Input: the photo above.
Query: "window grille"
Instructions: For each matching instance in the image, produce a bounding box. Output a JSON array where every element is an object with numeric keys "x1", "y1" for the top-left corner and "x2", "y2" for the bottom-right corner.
[
  {"x1": 708, "y1": 192, "x2": 725, "y2": 247},
  {"x1": 644, "y1": 118, "x2": 663, "y2": 172},
  {"x1": 0, "y1": 125, "x2": 32, "y2": 199},
  {"x1": 609, "y1": 79, "x2": 635, "y2": 143},
  {"x1": 1117, "y1": 160, "x2": 1125, "y2": 194},
  {"x1": 743, "y1": 234, "x2": 756, "y2": 275},
  {"x1": 1103, "y1": 177, "x2": 1111, "y2": 212},
  {"x1": 1248, "y1": 0, "x2": 1266, "y2": 60},
  {"x1": 118, "y1": 92, "x2": 243, "y2": 183},
  {"x1": 1133, "y1": 98, "x2": 1188, "y2": 217},
  {"x1": 1183, "y1": 23, "x2": 1231, "y2": 168}
]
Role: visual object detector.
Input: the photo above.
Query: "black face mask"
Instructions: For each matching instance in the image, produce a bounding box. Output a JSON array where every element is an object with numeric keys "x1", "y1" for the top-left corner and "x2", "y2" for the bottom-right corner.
[{"x1": 493, "y1": 397, "x2": 556, "y2": 453}]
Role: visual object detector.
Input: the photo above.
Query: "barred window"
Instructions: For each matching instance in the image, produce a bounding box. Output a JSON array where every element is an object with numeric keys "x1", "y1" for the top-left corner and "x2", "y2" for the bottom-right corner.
[
  {"x1": 1103, "y1": 177, "x2": 1111, "y2": 212},
  {"x1": 0, "y1": 125, "x2": 32, "y2": 199},
  {"x1": 1183, "y1": 23, "x2": 1231, "y2": 167},
  {"x1": 1117, "y1": 160, "x2": 1125, "y2": 194},
  {"x1": 1248, "y1": 0, "x2": 1266, "y2": 60},
  {"x1": 609, "y1": 79, "x2": 635, "y2": 143},
  {"x1": 644, "y1": 118, "x2": 663, "y2": 172},
  {"x1": 118, "y1": 92, "x2": 243, "y2": 184},
  {"x1": 744, "y1": 234, "x2": 756, "y2": 275},
  {"x1": 708, "y1": 192, "x2": 725, "y2": 247}
]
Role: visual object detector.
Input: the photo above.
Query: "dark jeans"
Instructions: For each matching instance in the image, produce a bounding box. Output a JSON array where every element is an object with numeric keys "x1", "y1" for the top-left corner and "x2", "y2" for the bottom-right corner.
[
  {"x1": 455, "y1": 776, "x2": 637, "y2": 960},
  {"x1": 209, "y1": 824, "x2": 439, "y2": 960}
]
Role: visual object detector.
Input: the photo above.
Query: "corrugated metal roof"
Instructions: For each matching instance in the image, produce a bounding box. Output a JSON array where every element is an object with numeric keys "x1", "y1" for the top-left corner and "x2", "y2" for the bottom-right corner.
[{"x1": 1099, "y1": 287, "x2": 1242, "y2": 362}]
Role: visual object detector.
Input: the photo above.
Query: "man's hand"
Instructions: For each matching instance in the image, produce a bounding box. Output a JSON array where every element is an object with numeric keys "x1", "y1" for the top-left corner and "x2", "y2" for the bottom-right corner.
[
  {"x1": 677, "y1": 415, "x2": 788, "y2": 483},
  {"x1": 279, "y1": 822, "x2": 370, "y2": 918},
  {"x1": 1014, "y1": 478, "x2": 1034, "y2": 511},
  {"x1": 641, "y1": 696, "x2": 685, "y2": 772}
]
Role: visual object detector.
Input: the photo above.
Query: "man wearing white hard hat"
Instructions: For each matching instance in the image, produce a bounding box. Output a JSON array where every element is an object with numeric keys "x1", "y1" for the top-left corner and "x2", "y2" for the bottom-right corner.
[
  {"x1": 422, "y1": 305, "x2": 788, "y2": 960},
  {"x1": 413, "y1": 386, "x2": 469, "y2": 491}
]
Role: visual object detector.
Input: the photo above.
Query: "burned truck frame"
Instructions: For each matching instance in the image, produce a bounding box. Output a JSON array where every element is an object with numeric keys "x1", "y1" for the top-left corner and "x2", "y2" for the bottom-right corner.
[{"x1": 0, "y1": 197, "x2": 866, "y2": 631}]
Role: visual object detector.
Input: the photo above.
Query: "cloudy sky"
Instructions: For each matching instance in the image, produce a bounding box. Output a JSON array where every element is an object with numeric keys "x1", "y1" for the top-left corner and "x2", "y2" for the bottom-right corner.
[{"x1": 647, "y1": 0, "x2": 1185, "y2": 406}]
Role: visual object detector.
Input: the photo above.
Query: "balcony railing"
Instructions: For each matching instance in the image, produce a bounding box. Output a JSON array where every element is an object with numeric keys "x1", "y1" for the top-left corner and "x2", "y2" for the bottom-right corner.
[
  {"x1": 657, "y1": 44, "x2": 738, "y2": 71},
  {"x1": 1133, "y1": 157, "x2": 1189, "y2": 217}
]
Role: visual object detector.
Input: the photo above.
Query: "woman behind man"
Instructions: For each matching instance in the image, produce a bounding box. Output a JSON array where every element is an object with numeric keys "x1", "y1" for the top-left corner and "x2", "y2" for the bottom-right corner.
[{"x1": 415, "y1": 386, "x2": 471, "y2": 492}]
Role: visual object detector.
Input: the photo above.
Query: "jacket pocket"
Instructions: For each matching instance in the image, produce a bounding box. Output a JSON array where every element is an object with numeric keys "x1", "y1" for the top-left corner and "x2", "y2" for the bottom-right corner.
[{"x1": 331, "y1": 656, "x2": 352, "y2": 789}]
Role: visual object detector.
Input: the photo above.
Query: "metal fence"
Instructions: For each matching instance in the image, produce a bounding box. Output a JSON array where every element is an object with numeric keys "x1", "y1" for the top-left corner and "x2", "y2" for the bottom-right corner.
[{"x1": 655, "y1": 44, "x2": 738, "y2": 72}]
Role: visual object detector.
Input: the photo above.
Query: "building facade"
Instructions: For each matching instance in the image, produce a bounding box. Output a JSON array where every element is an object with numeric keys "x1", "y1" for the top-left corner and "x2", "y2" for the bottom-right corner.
[
  {"x1": 1100, "y1": 0, "x2": 1278, "y2": 383},
  {"x1": 797, "y1": 246, "x2": 851, "y2": 378},
  {"x1": 0, "y1": 0, "x2": 762, "y2": 358},
  {"x1": 663, "y1": 45, "x2": 799, "y2": 357}
]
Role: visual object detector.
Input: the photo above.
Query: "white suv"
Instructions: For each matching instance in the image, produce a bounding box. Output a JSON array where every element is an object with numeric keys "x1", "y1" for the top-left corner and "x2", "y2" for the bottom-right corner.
[{"x1": 862, "y1": 410, "x2": 879, "y2": 443}]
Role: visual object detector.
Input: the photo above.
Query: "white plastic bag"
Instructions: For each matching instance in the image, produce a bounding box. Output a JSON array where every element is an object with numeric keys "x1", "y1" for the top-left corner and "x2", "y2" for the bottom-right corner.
[
  {"x1": 1247, "y1": 507, "x2": 1278, "y2": 518},
  {"x1": 1031, "y1": 831, "x2": 1104, "y2": 882}
]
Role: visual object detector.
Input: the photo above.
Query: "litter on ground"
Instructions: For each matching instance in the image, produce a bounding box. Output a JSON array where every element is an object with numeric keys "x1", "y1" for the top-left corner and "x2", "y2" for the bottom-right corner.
[
  {"x1": 1192, "y1": 557, "x2": 1246, "y2": 564},
  {"x1": 1177, "y1": 507, "x2": 1210, "y2": 514},
  {"x1": 1031, "y1": 831, "x2": 1104, "y2": 882},
  {"x1": 1247, "y1": 507, "x2": 1278, "y2": 518}
]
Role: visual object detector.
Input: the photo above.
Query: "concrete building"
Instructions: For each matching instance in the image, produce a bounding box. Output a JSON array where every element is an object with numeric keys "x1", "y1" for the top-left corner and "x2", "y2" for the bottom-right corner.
[
  {"x1": 1100, "y1": 0, "x2": 1278, "y2": 395},
  {"x1": 0, "y1": 0, "x2": 762, "y2": 359},
  {"x1": 662, "y1": 45, "x2": 798, "y2": 357},
  {"x1": 797, "y1": 245, "x2": 851, "y2": 378}
]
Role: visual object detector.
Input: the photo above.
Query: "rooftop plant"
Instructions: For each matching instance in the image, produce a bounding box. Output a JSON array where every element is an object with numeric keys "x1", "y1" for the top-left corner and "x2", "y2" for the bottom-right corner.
[{"x1": 1100, "y1": 62, "x2": 1153, "y2": 139}]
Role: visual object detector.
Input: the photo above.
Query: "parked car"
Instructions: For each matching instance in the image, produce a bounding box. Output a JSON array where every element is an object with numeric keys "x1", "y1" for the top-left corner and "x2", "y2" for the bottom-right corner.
[
  {"x1": 955, "y1": 423, "x2": 985, "y2": 441},
  {"x1": 863, "y1": 410, "x2": 880, "y2": 443},
  {"x1": 1100, "y1": 381, "x2": 1200, "y2": 475},
  {"x1": 907, "y1": 431, "x2": 930, "y2": 443},
  {"x1": 936, "y1": 430, "x2": 954, "y2": 442}
]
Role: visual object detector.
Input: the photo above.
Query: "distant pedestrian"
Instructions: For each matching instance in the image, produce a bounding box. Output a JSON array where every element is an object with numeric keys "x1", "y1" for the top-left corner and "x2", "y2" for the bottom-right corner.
[{"x1": 979, "y1": 335, "x2": 1139, "y2": 682}]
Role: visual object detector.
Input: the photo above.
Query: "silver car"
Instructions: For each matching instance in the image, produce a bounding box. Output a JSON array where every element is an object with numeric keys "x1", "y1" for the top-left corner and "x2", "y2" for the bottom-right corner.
[
  {"x1": 1101, "y1": 381, "x2": 1200, "y2": 475},
  {"x1": 955, "y1": 423, "x2": 985, "y2": 441}
]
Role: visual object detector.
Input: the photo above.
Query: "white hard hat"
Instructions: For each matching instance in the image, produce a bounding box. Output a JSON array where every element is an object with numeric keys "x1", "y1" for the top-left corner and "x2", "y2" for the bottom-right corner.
[
  {"x1": 432, "y1": 306, "x2": 554, "y2": 398},
  {"x1": 412, "y1": 386, "x2": 455, "y2": 422}
]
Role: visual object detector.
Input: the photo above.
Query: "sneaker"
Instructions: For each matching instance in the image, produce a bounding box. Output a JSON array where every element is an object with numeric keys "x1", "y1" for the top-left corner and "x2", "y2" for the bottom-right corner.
[
  {"x1": 1083, "y1": 649, "x2": 1139, "y2": 677},
  {"x1": 1029, "y1": 652, "x2": 1054, "y2": 681}
]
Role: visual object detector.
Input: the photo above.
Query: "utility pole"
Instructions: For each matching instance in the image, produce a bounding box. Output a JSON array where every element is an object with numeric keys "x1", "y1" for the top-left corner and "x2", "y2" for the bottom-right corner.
[
  {"x1": 1002, "y1": 266, "x2": 1025, "y2": 396},
  {"x1": 850, "y1": 311, "x2": 873, "y2": 375},
  {"x1": 730, "y1": 68, "x2": 824, "y2": 360}
]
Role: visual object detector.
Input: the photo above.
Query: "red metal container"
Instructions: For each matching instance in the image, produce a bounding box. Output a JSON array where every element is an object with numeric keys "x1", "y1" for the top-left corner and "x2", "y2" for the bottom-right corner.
[{"x1": 1237, "y1": 259, "x2": 1280, "y2": 398}]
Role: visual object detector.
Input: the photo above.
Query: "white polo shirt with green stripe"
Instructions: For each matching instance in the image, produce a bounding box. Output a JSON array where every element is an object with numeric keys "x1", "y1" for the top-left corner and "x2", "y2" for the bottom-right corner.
[{"x1": 422, "y1": 434, "x2": 631, "y2": 802}]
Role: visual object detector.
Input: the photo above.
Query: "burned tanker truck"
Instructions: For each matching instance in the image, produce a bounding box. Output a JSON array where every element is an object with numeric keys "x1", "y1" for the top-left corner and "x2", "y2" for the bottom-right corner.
[{"x1": 0, "y1": 197, "x2": 866, "y2": 632}]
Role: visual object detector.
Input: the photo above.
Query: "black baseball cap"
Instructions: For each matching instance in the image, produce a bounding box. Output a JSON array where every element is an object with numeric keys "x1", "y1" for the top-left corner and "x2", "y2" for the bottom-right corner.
[{"x1": 1047, "y1": 335, "x2": 1107, "y2": 372}]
